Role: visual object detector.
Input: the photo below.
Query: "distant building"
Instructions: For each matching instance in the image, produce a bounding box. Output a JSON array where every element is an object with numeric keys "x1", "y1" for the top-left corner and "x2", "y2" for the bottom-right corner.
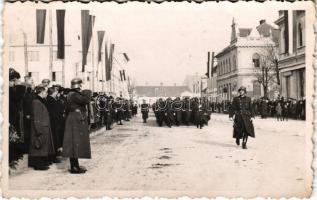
[
  {"x1": 275, "y1": 10, "x2": 305, "y2": 100},
  {"x1": 183, "y1": 73, "x2": 202, "y2": 96},
  {"x1": 135, "y1": 84, "x2": 191, "y2": 104},
  {"x1": 206, "y1": 64, "x2": 218, "y2": 101},
  {"x1": 215, "y1": 18, "x2": 279, "y2": 101}
]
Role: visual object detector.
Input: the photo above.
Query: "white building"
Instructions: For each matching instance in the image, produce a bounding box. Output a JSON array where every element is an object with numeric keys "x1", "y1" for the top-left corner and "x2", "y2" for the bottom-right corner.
[
  {"x1": 5, "y1": 8, "x2": 130, "y2": 98},
  {"x1": 215, "y1": 19, "x2": 279, "y2": 101}
]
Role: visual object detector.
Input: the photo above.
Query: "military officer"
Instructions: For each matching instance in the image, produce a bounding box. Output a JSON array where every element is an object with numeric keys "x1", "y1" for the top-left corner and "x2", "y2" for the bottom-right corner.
[
  {"x1": 141, "y1": 99, "x2": 149, "y2": 123},
  {"x1": 62, "y1": 78, "x2": 92, "y2": 174},
  {"x1": 229, "y1": 86, "x2": 255, "y2": 149}
]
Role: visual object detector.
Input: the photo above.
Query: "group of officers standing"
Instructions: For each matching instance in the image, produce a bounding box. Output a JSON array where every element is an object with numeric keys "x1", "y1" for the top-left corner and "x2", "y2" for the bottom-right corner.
[{"x1": 9, "y1": 68, "x2": 137, "y2": 174}]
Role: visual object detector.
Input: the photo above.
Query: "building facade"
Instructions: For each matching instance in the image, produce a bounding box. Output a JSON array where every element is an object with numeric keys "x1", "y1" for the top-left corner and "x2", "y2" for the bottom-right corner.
[
  {"x1": 215, "y1": 19, "x2": 279, "y2": 101},
  {"x1": 5, "y1": 9, "x2": 131, "y2": 98},
  {"x1": 135, "y1": 84, "x2": 191, "y2": 104},
  {"x1": 275, "y1": 10, "x2": 305, "y2": 100}
]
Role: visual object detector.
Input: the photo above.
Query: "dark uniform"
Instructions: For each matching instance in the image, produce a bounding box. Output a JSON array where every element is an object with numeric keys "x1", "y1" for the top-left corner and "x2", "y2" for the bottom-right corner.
[
  {"x1": 173, "y1": 98, "x2": 183, "y2": 126},
  {"x1": 62, "y1": 78, "x2": 92, "y2": 174},
  {"x1": 229, "y1": 86, "x2": 255, "y2": 149},
  {"x1": 141, "y1": 102, "x2": 149, "y2": 123}
]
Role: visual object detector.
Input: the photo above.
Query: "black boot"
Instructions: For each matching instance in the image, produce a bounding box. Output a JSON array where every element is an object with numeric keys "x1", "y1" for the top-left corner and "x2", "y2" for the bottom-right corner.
[
  {"x1": 242, "y1": 142, "x2": 247, "y2": 149},
  {"x1": 236, "y1": 138, "x2": 240, "y2": 146}
]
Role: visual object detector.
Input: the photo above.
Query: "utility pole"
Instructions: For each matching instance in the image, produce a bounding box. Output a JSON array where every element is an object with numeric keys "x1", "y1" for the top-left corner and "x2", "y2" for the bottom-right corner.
[
  {"x1": 23, "y1": 31, "x2": 28, "y2": 76},
  {"x1": 91, "y1": 21, "x2": 95, "y2": 92},
  {"x1": 49, "y1": 10, "x2": 53, "y2": 81}
]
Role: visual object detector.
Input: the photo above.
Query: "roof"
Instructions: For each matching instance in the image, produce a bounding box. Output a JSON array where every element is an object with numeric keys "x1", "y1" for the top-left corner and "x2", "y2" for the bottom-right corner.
[
  {"x1": 256, "y1": 22, "x2": 280, "y2": 43},
  {"x1": 239, "y1": 28, "x2": 252, "y2": 37},
  {"x1": 135, "y1": 85, "x2": 191, "y2": 97}
]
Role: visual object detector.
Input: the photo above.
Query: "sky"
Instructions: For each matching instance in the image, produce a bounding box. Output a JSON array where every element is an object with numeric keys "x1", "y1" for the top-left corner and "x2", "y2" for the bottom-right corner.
[{"x1": 4, "y1": 1, "x2": 294, "y2": 86}]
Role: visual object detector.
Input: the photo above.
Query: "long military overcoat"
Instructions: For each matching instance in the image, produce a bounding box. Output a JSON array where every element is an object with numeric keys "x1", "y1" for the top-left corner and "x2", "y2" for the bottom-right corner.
[
  {"x1": 62, "y1": 89, "x2": 92, "y2": 159},
  {"x1": 229, "y1": 95, "x2": 255, "y2": 138}
]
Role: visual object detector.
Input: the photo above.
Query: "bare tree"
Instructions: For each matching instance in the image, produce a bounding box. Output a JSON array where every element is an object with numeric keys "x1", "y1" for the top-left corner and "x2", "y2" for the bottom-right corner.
[{"x1": 253, "y1": 44, "x2": 279, "y2": 99}]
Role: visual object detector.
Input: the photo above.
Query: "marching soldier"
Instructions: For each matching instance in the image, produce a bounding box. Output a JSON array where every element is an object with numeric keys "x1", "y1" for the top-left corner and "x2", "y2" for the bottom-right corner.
[
  {"x1": 229, "y1": 86, "x2": 255, "y2": 149},
  {"x1": 173, "y1": 97, "x2": 183, "y2": 126},
  {"x1": 62, "y1": 78, "x2": 92, "y2": 174},
  {"x1": 141, "y1": 99, "x2": 149, "y2": 123}
]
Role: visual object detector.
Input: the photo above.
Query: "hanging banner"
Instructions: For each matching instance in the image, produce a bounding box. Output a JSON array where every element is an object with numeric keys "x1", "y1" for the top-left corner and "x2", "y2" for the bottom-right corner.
[
  {"x1": 122, "y1": 70, "x2": 126, "y2": 81},
  {"x1": 109, "y1": 43, "x2": 115, "y2": 71},
  {"x1": 36, "y1": 9, "x2": 46, "y2": 44},
  {"x1": 81, "y1": 10, "x2": 93, "y2": 72},
  {"x1": 56, "y1": 10, "x2": 65, "y2": 59},
  {"x1": 97, "y1": 31, "x2": 105, "y2": 62},
  {"x1": 105, "y1": 41, "x2": 111, "y2": 81},
  {"x1": 119, "y1": 70, "x2": 123, "y2": 81}
]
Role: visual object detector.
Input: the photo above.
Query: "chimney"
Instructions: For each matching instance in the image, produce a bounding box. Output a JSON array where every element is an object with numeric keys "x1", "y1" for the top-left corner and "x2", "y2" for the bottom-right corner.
[
  {"x1": 174, "y1": 83, "x2": 177, "y2": 86},
  {"x1": 145, "y1": 82, "x2": 148, "y2": 86},
  {"x1": 160, "y1": 82, "x2": 163, "y2": 86},
  {"x1": 260, "y1": 19, "x2": 266, "y2": 25}
]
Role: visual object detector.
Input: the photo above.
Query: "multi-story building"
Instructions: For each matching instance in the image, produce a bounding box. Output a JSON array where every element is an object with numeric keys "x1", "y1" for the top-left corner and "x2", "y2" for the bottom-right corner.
[
  {"x1": 5, "y1": 8, "x2": 130, "y2": 98},
  {"x1": 135, "y1": 83, "x2": 191, "y2": 104},
  {"x1": 275, "y1": 10, "x2": 305, "y2": 100},
  {"x1": 206, "y1": 65, "x2": 218, "y2": 102},
  {"x1": 215, "y1": 18, "x2": 279, "y2": 101},
  {"x1": 183, "y1": 73, "x2": 203, "y2": 97}
]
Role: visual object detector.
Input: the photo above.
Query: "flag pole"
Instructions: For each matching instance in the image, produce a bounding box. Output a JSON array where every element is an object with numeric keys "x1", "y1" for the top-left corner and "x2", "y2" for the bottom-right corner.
[
  {"x1": 49, "y1": 10, "x2": 53, "y2": 81},
  {"x1": 22, "y1": 31, "x2": 28, "y2": 76},
  {"x1": 91, "y1": 15, "x2": 95, "y2": 92}
]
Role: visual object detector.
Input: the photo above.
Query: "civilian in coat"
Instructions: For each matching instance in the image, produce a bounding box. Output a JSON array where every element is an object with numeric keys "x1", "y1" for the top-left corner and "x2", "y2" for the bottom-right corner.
[
  {"x1": 229, "y1": 86, "x2": 255, "y2": 149},
  {"x1": 29, "y1": 84, "x2": 55, "y2": 170},
  {"x1": 22, "y1": 76, "x2": 35, "y2": 154},
  {"x1": 46, "y1": 87, "x2": 64, "y2": 163},
  {"x1": 62, "y1": 78, "x2": 92, "y2": 174}
]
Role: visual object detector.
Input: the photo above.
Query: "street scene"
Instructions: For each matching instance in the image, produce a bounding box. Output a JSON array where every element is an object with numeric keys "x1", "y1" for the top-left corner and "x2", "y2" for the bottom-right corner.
[
  {"x1": 5, "y1": 1, "x2": 313, "y2": 198},
  {"x1": 10, "y1": 112, "x2": 306, "y2": 197}
]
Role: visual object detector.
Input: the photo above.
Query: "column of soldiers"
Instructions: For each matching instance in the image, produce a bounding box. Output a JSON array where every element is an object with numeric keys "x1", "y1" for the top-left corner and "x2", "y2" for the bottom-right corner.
[
  {"x1": 9, "y1": 68, "x2": 137, "y2": 174},
  {"x1": 148, "y1": 97, "x2": 212, "y2": 129}
]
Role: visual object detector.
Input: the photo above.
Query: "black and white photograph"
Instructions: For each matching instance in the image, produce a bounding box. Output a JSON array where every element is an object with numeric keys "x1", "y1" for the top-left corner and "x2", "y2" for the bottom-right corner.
[{"x1": 2, "y1": 1, "x2": 315, "y2": 198}]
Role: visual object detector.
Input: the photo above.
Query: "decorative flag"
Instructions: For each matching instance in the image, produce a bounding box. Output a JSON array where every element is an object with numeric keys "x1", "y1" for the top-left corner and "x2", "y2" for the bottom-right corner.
[
  {"x1": 119, "y1": 70, "x2": 123, "y2": 81},
  {"x1": 81, "y1": 10, "x2": 93, "y2": 72},
  {"x1": 97, "y1": 31, "x2": 105, "y2": 62},
  {"x1": 109, "y1": 43, "x2": 115, "y2": 71},
  {"x1": 56, "y1": 10, "x2": 65, "y2": 59},
  {"x1": 122, "y1": 70, "x2": 126, "y2": 81},
  {"x1": 105, "y1": 41, "x2": 111, "y2": 81},
  {"x1": 123, "y1": 53, "x2": 129, "y2": 62},
  {"x1": 36, "y1": 9, "x2": 46, "y2": 44},
  {"x1": 211, "y1": 52, "x2": 215, "y2": 77},
  {"x1": 284, "y1": 10, "x2": 289, "y2": 54},
  {"x1": 205, "y1": 51, "x2": 210, "y2": 78}
]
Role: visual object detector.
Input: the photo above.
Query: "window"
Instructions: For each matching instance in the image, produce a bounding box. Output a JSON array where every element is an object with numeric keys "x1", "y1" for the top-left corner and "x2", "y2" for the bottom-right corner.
[
  {"x1": 298, "y1": 23, "x2": 303, "y2": 47},
  {"x1": 233, "y1": 55, "x2": 236, "y2": 70},
  {"x1": 229, "y1": 59, "x2": 231, "y2": 72},
  {"x1": 9, "y1": 51, "x2": 15, "y2": 62},
  {"x1": 28, "y1": 51, "x2": 39, "y2": 62},
  {"x1": 52, "y1": 72, "x2": 56, "y2": 81},
  {"x1": 28, "y1": 72, "x2": 39, "y2": 84},
  {"x1": 52, "y1": 71, "x2": 62, "y2": 83},
  {"x1": 252, "y1": 53, "x2": 260, "y2": 68}
]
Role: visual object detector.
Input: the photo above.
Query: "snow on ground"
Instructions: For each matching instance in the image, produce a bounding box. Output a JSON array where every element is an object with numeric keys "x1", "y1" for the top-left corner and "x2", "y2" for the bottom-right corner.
[{"x1": 9, "y1": 112, "x2": 310, "y2": 197}]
